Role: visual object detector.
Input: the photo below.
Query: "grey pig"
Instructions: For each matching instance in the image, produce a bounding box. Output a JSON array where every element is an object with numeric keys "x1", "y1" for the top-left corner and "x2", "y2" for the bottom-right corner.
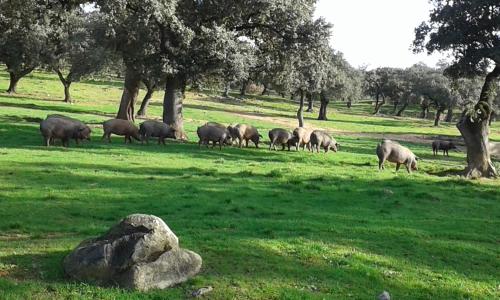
[
  {"x1": 309, "y1": 130, "x2": 339, "y2": 153},
  {"x1": 197, "y1": 124, "x2": 232, "y2": 150},
  {"x1": 268, "y1": 128, "x2": 294, "y2": 151},
  {"x1": 139, "y1": 120, "x2": 176, "y2": 145},
  {"x1": 432, "y1": 140, "x2": 457, "y2": 156},
  {"x1": 40, "y1": 117, "x2": 91, "y2": 147},
  {"x1": 102, "y1": 119, "x2": 140, "y2": 143},
  {"x1": 45, "y1": 114, "x2": 91, "y2": 145},
  {"x1": 377, "y1": 139, "x2": 418, "y2": 173}
]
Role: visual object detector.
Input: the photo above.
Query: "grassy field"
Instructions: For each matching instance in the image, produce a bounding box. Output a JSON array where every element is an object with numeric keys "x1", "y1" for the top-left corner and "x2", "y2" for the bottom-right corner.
[{"x1": 0, "y1": 70, "x2": 499, "y2": 299}]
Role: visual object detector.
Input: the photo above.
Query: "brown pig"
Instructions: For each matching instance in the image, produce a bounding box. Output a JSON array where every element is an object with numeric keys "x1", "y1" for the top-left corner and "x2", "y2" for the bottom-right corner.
[
  {"x1": 102, "y1": 119, "x2": 140, "y2": 144},
  {"x1": 293, "y1": 127, "x2": 313, "y2": 151}
]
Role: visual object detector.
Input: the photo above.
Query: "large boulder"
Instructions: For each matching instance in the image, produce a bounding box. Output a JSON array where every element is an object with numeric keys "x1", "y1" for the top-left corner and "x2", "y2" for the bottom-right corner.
[{"x1": 63, "y1": 214, "x2": 202, "y2": 291}]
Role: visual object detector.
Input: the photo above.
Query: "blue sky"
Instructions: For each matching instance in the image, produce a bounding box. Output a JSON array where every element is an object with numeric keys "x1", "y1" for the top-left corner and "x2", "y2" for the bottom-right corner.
[{"x1": 315, "y1": 0, "x2": 449, "y2": 69}]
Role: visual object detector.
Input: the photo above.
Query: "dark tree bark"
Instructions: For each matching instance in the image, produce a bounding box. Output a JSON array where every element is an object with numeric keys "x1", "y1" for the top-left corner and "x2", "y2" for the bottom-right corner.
[
  {"x1": 318, "y1": 91, "x2": 329, "y2": 120},
  {"x1": 240, "y1": 80, "x2": 248, "y2": 96},
  {"x1": 420, "y1": 104, "x2": 430, "y2": 119},
  {"x1": 116, "y1": 67, "x2": 141, "y2": 121},
  {"x1": 392, "y1": 100, "x2": 399, "y2": 114},
  {"x1": 261, "y1": 83, "x2": 268, "y2": 96},
  {"x1": 457, "y1": 64, "x2": 500, "y2": 178},
  {"x1": 445, "y1": 107, "x2": 454, "y2": 122},
  {"x1": 6, "y1": 67, "x2": 34, "y2": 94},
  {"x1": 55, "y1": 69, "x2": 73, "y2": 103},
  {"x1": 297, "y1": 90, "x2": 305, "y2": 127},
  {"x1": 434, "y1": 106, "x2": 445, "y2": 126},
  {"x1": 163, "y1": 75, "x2": 186, "y2": 140},
  {"x1": 346, "y1": 99, "x2": 352, "y2": 109},
  {"x1": 396, "y1": 102, "x2": 409, "y2": 116},
  {"x1": 306, "y1": 92, "x2": 313, "y2": 112},
  {"x1": 137, "y1": 80, "x2": 156, "y2": 117},
  {"x1": 373, "y1": 94, "x2": 385, "y2": 114}
]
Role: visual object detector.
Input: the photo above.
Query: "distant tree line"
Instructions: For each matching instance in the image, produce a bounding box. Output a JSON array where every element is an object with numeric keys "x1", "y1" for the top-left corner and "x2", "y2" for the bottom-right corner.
[{"x1": 0, "y1": 0, "x2": 498, "y2": 177}]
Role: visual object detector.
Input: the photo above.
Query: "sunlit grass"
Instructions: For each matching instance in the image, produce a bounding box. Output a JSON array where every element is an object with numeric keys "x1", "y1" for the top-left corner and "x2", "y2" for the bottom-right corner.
[{"x1": 0, "y1": 70, "x2": 499, "y2": 299}]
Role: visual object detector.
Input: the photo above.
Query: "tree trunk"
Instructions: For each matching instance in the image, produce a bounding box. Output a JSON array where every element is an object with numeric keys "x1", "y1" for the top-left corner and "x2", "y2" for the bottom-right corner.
[
  {"x1": 434, "y1": 107, "x2": 445, "y2": 126},
  {"x1": 222, "y1": 83, "x2": 230, "y2": 98},
  {"x1": 63, "y1": 83, "x2": 72, "y2": 103},
  {"x1": 6, "y1": 67, "x2": 34, "y2": 94},
  {"x1": 7, "y1": 72, "x2": 19, "y2": 94},
  {"x1": 396, "y1": 102, "x2": 409, "y2": 116},
  {"x1": 306, "y1": 93, "x2": 313, "y2": 112},
  {"x1": 55, "y1": 69, "x2": 73, "y2": 103},
  {"x1": 456, "y1": 64, "x2": 499, "y2": 178},
  {"x1": 420, "y1": 106, "x2": 429, "y2": 119},
  {"x1": 373, "y1": 94, "x2": 385, "y2": 114},
  {"x1": 240, "y1": 81, "x2": 247, "y2": 96},
  {"x1": 261, "y1": 83, "x2": 268, "y2": 96},
  {"x1": 318, "y1": 92, "x2": 329, "y2": 120},
  {"x1": 347, "y1": 99, "x2": 352, "y2": 109},
  {"x1": 392, "y1": 100, "x2": 399, "y2": 114},
  {"x1": 163, "y1": 75, "x2": 186, "y2": 140},
  {"x1": 137, "y1": 85, "x2": 155, "y2": 117},
  {"x1": 445, "y1": 107, "x2": 454, "y2": 122},
  {"x1": 116, "y1": 68, "x2": 141, "y2": 121},
  {"x1": 297, "y1": 90, "x2": 305, "y2": 127}
]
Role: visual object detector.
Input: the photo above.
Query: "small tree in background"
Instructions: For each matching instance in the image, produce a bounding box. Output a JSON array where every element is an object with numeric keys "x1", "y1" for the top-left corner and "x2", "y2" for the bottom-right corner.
[{"x1": 0, "y1": 0, "x2": 51, "y2": 93}]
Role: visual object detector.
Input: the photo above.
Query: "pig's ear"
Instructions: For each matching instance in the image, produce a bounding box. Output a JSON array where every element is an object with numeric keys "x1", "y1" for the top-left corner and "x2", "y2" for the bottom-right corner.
[{"x1": 78, "y1": 126, "x2": 86, "y2": 131}]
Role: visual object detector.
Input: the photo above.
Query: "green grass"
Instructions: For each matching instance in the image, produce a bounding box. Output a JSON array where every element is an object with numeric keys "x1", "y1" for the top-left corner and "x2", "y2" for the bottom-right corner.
[{"x1": 0, "y1": 70, "x2": 499, "y2": 299}]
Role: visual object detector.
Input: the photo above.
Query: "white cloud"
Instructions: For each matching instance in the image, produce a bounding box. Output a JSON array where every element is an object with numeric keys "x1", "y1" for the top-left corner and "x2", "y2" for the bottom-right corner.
[{"x1": 315, "y1": 0, "x2": 450, "y2": 69}]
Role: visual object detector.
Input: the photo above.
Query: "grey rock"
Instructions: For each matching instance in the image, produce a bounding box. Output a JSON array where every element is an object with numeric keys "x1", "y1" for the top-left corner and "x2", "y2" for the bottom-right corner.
[
  {"x1": 378, "y1": 291, "x2": 391, "y2": 300},
  {"x1": 63, "y1": 214, "x2": 201, "y2": 291}
]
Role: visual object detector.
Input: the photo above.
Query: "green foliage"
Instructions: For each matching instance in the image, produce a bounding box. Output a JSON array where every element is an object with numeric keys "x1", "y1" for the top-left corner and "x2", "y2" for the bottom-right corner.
[{"x1": 414, "y1": 0, "x2": 499, "y2": 78}]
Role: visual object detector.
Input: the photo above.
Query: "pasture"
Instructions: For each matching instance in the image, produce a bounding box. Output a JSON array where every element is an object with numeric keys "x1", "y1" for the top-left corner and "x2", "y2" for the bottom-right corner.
[{"x1": 0, "y1": 71, "x2": 499, "y2": 299}]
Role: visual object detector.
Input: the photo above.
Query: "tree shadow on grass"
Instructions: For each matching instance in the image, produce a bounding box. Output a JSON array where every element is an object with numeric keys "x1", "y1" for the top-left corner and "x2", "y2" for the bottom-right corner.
[{"x1": 0, "y1": 100, "x2": 113, "y2": 119}]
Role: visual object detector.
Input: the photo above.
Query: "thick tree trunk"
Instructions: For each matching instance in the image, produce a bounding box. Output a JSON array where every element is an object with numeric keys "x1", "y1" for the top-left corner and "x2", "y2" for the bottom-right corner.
[
  {"x1": 457, "y1": 64, "x2": 500, "y2": 178},
  {"x1": 306, "y1": 93, "x2": 313, "y2": 112},
  {"x1": 392, "y1": 100, "x2": 399, "y2": 114},
  {"x1": 137, "y1": 86, "x2": 155, "y2": 117},
  {"x1": 373, "y1": 94, "x2": 385, "y2": 114},
  {"x1": 6, "y1": 68, "x2": 34, "y2": 94},
  {"x1": 297, "y1": 90, "x2": 305, "y2": 127},
  {"x1": 163, "y1": 75, "x2": 186, "y2": 140},
  {"x1": 396, "y1": 102, "x2": 409, "y2": 117},
  {"x1": 347, "y1": 100, "x2": 352, "y2": 109},
  {"x1": 318, "y1": 92, "x2": 329, "y2": 120},
  {"x1": 240, "y1": 81, "x2": 247, "y2": 96},
  {"x1": 420, "y1": 106, "x2": 429, "y2": 119},
  {"x1": 434, "y1": 107, "x2": 445, "y2": 126},
  {"x1": 445, "y1": 107, "x2": 454, "y2": 122},
  {"x1": 63, "y1": 83, "x2": 72, "y2": 103},
  {"x1": 261, "y1": 83, "x2": 268, "y2": 96},
  {"x1": 7, "y1": 73, "x2": 19, "y2": 94},
  {"x1": 116, "y1": 68, "x2": 141, "y2": 121}
]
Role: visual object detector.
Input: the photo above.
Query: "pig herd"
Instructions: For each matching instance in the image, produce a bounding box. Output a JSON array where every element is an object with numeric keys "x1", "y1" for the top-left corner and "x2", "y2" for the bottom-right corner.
[{"x1": 39, "y1": 114, "x2": 458, "y2": 174}]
